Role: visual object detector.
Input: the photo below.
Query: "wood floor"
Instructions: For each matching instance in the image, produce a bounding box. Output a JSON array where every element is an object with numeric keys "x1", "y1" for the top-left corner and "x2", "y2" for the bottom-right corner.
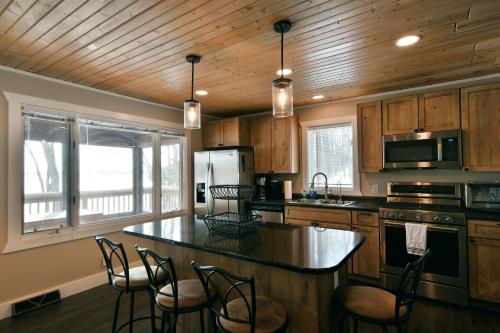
[{"x1": 0, "y1": 284, "x2": 499, "y2": 333}]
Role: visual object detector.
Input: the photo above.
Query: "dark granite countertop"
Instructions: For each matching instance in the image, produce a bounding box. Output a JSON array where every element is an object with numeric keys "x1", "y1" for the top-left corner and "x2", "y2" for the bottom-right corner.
[
  {"x1": 252, "y1": 196, "x2": 384, "y2": 212},
  {"x1": 123, "y1": 215, "x2": 365, "y2": 274}
]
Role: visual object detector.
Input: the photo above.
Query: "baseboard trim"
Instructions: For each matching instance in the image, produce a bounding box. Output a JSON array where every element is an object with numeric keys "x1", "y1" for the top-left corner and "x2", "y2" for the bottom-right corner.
[{"x1": 0, "y1": 260, "x2": 142, "y2": 320}]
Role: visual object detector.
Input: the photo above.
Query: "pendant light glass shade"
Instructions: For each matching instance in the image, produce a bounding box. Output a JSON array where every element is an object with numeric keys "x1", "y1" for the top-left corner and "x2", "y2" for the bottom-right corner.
[
  {"x1": 272, "y1": 20, "x2": 293, "y2": 118},
  {"x1": 184, "y1": 55, "x2": 201, "y2": 129},
  {"x1": 184, "y1": 99, "x2": 201, "y2": 129},
  {"x1": 272, "y1": 78, "x2": 293, "y2": 118}
]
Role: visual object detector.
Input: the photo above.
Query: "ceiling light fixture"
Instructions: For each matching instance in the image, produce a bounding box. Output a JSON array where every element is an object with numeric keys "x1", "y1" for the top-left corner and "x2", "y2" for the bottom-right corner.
[
  {"x1": 312, "y1": 95, "x2": 324, "y2": 100},
  {"x1": 87, "y1": 44, "x2": 97, "y2": 50},
  {"x1": 184, "y1": 55, "x2": 201, "y2": 129},
  {"x1": 276, "y1": 68, "x2": 292, "y2": 76},
  {"x1": 195, "y1": 90, "x2": 208, "y2": 96},
  {"x1": 396, "y1": 35, "x2": 420, "y2": 47},
  {"x1": 272, "y1": 20, "x2": 293, "y2": 118}
]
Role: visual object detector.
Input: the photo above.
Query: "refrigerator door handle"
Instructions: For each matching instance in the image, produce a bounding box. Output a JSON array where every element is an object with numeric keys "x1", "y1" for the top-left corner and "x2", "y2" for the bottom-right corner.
[{"x1": 206, "y1": 163, "x2": 213, "y2": 214}]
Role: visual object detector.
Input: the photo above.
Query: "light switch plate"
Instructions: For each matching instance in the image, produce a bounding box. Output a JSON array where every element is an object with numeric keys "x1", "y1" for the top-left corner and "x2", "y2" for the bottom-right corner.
[{"x1": 372, "y1": 184, "x2": 379, "y2": 194}]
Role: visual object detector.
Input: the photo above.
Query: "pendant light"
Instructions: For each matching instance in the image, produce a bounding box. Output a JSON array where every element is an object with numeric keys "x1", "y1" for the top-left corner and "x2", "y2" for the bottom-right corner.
[
  {"x1": 184, "y1": 55, "x2": 201, "y2": 129},
  {"x1": 272, "y1": 20, "x2": 293, "y2": 118}
]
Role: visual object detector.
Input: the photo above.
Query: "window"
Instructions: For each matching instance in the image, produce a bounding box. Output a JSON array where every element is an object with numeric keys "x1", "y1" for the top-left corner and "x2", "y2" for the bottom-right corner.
[
  {"x1": 161, "y1": 132, "x2": 185, "y2": 213},
  {"x1": 23, "y1": 112, "x2": 73, "y2": 233},
  {"x1": 79, "y1": 119, "x2": 155, "y2": 223},
  {"x1": 307, "y1": 122, "x2": 354, "y2": 189},
  {"x1": 19, "y1": 106, "x2": 185, "y2": 234}
]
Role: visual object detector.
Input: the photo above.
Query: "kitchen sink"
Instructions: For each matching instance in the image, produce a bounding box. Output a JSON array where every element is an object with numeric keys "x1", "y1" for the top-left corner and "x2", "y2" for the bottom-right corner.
[{"x1": 287, "y1": 198, "x2": 355, "y2": 207}]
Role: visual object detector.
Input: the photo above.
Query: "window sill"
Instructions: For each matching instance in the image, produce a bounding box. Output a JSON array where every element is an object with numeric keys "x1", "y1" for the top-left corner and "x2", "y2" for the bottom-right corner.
[{"x1": 2, "y1": 211, "x2": 187, "y2": 253}]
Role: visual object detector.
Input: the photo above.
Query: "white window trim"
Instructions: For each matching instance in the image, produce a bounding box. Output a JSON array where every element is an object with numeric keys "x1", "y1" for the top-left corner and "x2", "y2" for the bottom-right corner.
[
  {"x1": 300, "y1": 115, "x2": 361, "y2": 196},
  {"x1": 2, "y1": 91, "x2": 191, "y2": 253}
]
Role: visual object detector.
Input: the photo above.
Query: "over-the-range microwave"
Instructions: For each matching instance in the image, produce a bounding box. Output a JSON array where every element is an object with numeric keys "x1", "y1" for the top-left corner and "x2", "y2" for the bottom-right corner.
[{"x1": 383, "y1": 129, "x2": 462, "y2": 169}]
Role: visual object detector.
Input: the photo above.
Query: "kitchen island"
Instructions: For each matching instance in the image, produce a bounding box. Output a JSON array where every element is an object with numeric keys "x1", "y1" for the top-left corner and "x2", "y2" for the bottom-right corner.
[{"x1": 123, "y1": 215, "x2": 364, "y2": 333}]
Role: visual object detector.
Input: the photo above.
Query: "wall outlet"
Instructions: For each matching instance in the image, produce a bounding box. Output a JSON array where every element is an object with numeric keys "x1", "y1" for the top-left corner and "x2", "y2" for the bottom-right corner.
[{"x1": 371, "y1": 184, "x2": 379, "y2": 194}]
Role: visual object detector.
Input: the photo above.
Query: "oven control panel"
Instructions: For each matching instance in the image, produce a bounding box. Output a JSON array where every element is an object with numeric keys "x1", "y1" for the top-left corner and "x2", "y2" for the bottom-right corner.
[{"x1": 379, "y1": 208, "x2": 466, "y2": 226}]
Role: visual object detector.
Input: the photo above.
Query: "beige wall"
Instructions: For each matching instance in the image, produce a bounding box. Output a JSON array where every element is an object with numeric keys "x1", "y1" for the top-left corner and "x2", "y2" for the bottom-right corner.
[
  {"x1": 275, "y1": 99, "x2": 500, "y2": 196},
  {"x1": 0, "y1": 68, "x2": 202, "y2": 304}
]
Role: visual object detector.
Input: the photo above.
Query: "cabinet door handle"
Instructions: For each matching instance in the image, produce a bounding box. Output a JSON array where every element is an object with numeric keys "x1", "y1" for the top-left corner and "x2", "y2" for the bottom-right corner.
[{"x1": 469, "y1": 239, "x2": 475, "y2": 243}]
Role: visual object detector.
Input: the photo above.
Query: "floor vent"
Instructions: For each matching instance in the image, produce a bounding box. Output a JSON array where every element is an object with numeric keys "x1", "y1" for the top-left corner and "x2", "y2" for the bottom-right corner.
[{"x1": 12, "y1": 290, "x2": 61, "y2": 317}]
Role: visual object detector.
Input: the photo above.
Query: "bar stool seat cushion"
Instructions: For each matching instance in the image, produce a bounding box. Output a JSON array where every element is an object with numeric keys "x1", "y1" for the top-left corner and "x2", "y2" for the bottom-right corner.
[
  {"x1": 156, "y1": 279, "x2": 213, "y2": 309},
  {"x1": 337, "y1": 286, "x2": 408, "y2": 320},
  {"x1": 113, "y1": 266, "x2": 164, "y2": 288},
  {"x1": 219, "y1": 296, "x2": 287, "y2": 333}
]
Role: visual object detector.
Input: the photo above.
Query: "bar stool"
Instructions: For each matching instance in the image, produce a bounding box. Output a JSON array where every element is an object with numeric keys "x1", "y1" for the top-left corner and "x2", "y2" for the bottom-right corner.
[
  {"x1": 192, "y1": 261, "x2": 289, "y2": 333},
  {"x1": 94, "y1": 236, "x2": 161, "y2": 333},
  {"x1": 135, "y1": 245, "x2": 212, "y2": 333},
  {"x1": 335, "y1": 249, "x2": 431, "y2": 333}
]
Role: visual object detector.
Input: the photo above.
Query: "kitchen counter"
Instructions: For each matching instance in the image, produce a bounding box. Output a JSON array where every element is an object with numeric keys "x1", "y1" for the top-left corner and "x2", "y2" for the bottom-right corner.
[
  {"x1": 123, "y1": 215, "x2": 365, "y2": 332},
  {"x1": 252, "y1": 196, "x2": 384, "y2": 212},
  {"x1": 123, "y1": 215, "x2": 364, "y2": 274}
]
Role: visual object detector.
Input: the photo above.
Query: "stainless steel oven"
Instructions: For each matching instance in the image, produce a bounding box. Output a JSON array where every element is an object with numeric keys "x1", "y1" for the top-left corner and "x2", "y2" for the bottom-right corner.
[
  {"x1": 379, "y1": 182, "x2": 468, "y2": 306},
  {"x1": 383, "y1": 130, "x2": 462, "y2": 169}
]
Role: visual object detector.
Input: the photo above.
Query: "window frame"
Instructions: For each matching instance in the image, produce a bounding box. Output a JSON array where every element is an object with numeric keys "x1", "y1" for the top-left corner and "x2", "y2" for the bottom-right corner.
[
  {"x1": 300, "y1": 115, "x2": 361, "y2": 196},
  {"x1": 3, "y1": 92, "x2": 189, "y2": 253}
]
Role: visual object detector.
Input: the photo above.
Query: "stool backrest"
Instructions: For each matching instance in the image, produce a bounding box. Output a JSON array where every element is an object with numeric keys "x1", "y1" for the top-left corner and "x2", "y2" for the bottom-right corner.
[
  {"x1": 395, "y1": 248, "x2": 431, "y2": 319},
  {"x1": 135, "y1": 246, "x2": 177, "y2": 305},
  {"x1": 94, "y1": 235, "x2": 130, "y2": 290},
  {"x1": 192, "y1": 261, "x2": 256, "y2": 333}
]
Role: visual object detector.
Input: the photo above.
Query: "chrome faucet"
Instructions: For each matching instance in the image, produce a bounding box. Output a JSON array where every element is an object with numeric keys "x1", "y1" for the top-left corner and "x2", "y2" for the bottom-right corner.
[
  {"x1": 337, "y1": 180, "x2": 343, "y2": 203},
  {"x1": 311, "y1": 172, "x2": 328, "y2": 200}
]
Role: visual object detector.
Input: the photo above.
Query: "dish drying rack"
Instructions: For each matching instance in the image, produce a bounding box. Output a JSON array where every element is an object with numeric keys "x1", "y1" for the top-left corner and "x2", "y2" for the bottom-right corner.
[{"x1": 203, "y1": 185, "x2": 261, "y2": 236}]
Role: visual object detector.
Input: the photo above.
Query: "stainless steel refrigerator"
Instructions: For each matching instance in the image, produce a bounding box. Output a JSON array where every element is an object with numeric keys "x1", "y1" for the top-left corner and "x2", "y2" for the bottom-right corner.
[{"x1": 194, "y1": 148, "x2": 254, "y2": 215}]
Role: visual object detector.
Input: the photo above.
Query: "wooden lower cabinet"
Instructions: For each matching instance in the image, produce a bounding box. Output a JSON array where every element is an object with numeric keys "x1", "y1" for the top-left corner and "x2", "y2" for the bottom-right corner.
[
  {"x1": 468, "y1": 219, "x2": 500, "y2": 303},
  {"x1": 351, "y1": 225, "x2": 380, "y2": 278}
]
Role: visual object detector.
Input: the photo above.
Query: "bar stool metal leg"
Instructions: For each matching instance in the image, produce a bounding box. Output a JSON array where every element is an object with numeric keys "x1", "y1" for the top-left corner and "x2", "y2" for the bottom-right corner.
[
  {"x1": 148, "y1": 289, "x2": 156, "y2": 333},
  {"x1": 199, "y1": 310, "x2": 205, "y2": 333},
  {"x1": 113, "y1": 291, "x2": 124, "y2": 333},
  {"x1": 129, "y1": 291, "x2": 135, "y2": 333}
]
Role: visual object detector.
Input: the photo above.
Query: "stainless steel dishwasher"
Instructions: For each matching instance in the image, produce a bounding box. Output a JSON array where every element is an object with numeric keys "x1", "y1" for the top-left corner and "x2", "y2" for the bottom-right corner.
[{"x1": 251, "y1": 203, "x2": 284, "y2": 223}]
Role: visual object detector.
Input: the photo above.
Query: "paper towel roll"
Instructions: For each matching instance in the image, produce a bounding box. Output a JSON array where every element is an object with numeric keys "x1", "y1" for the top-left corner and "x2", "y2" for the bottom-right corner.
[{"x1": 284, "y1": 180, "x2": 293, "y2": 200}]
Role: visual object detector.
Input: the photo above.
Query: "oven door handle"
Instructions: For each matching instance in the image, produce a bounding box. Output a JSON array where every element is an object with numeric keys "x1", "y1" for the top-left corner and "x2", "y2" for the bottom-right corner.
[{"x1": 383, "y1": 221, "x2": 460, "y2": 232}]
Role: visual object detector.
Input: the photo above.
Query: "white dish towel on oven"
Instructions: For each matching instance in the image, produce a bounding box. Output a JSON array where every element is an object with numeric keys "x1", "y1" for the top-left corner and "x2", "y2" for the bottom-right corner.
[{"x1": 405, "y1": 223, "x2": 427, "y2": 256}]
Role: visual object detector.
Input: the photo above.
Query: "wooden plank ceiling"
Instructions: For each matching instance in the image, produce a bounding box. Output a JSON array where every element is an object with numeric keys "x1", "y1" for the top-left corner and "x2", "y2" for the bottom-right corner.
[{"x1": 0, "y1": 0, "x2": 499, "y2": 116}]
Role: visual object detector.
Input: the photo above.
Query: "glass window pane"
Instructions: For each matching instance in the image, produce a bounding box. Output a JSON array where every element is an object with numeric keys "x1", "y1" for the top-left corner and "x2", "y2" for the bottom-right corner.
[
  {"x1": 23, "y1": 113, "x2": 71, "y2": 233},
  {"x1": 161, "y1": 133, "x2": 184, "y2": 213},
  {"x1": 79, "y1": 119, "x2": 154, "y2": 223},
  {"x1": 307, "y1": 123, "x2": 353, "y2": 188}
]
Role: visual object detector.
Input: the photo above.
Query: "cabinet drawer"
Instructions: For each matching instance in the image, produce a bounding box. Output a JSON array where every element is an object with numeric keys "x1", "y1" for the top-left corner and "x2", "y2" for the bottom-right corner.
[
  {"x1": 352, "y1": 211, "x2": 378, "y2": 226},
  {"x1": 286, "y1": 218, "x2": 314, "y2": 227},
  {"x1": 285, "y1": 206, "x2": 351, "y2": 224},
  {"x1": 468, "y1": 220, "x2": 500, "y2": 240}
]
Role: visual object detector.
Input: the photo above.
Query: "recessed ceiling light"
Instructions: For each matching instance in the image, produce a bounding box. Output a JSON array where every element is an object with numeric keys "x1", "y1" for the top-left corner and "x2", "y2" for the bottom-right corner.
[
  {"x1": 312, "y1": 95, "x2": 324, "y2": 100},
  {"x1": 195, "y1": 90, "x2": 208, "y2": 96},
  {"x1": 396, "y1": 35, "x2": 420, "y2": 47},
  {"x1": 87, "y1": 43, "x2": 97, "y2": 50},
  {"x1": 276, "y1": 68, "x2": 292, "y2": 76}
]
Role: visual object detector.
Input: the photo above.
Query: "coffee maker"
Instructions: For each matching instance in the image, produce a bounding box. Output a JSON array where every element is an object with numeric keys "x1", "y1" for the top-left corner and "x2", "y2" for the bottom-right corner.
[{"x1": 255, "y1": 176, "x2": 267, "y2": 200}]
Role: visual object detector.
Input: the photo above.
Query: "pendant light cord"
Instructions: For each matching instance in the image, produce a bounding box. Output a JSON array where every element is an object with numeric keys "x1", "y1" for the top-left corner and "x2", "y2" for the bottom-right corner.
[
  {"x1": 280, "y1": 29, "x2": 284, "y2": 79},
  {"x1": 191, "y1": 61, "x2": 195, "y2": 100}
]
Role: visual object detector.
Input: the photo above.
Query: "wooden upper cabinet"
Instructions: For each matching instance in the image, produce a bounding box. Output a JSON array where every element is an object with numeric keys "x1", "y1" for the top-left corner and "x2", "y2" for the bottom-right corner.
[
  {"x1": 461, "y1": 83, "x2": 500, "y2": 171},
  {"x1": 382, "y1": 95, "x2": 418, "y2": 135},
  {"x1": 203, "y1": 117, "x2": 249, "y2": 148},
  {"x1": 418, "y1": 89, "x2": 460, "y2": 131},
  {"x1": 251, "y1": 116, "x2": 273, "y2": 173},
  {"x1": 251, "y1": 115, "x2": 299, "y2": 174},
  {"x1": 272, "y1": 116, "x2": 299, "y2": 173},
  {"x1": 204, "y1": 121, "x2": 222, "y2": 148},
  {"x1": 357, "y1": 101, "x2": 382, "y2": 173}
]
